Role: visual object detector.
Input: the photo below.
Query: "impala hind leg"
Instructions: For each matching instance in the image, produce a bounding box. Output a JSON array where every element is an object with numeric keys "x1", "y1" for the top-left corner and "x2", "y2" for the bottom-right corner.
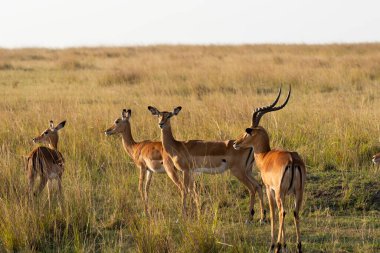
[
  {"x1": 267, "y1": 186, "x2": 276, "y2": 252},
  {"x1": 58, "y1": 176, "x2": 65, "y2": 212},
  {"x1": 47, "y1": 180, "x2": 52, "y2": 210},
  {"x1": 275, "y1": 192, "x2": 286, "y2": 253},
  {"x1": 294, "y1": 190, "x2": 303, "y2": 253},
  {"x1": 34, "y1": 176, "x2": 48, "y2": 197},
  {"x1": 57, "y1": 176, "x2": 63, "y2": 199},
  {"x1": 27, "y1": 170, "x2": 36, "y2": 199},
  {"x1": 144, "y1": 170, "x2": 153, "y2": 210},
  {"x1": 188, "y1": 173, "x2": 200, "y2": 218}
]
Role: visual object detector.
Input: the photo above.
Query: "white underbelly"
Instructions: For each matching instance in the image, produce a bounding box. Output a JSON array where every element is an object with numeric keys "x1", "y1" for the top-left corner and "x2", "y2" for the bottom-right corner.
[
  {"x1": 148, "y1": 166, "x2": 166, "y2": 173},
  {"x1": 193, "y1": 160, "x2": 228, "y2": 174},
  {"x1": 144, "y1": 159, "x2": 165, "y2": 173}
]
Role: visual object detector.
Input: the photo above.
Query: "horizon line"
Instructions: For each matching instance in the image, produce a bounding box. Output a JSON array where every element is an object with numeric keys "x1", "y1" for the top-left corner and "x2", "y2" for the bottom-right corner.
[{"x1": 1, "y1": 41, "x2": 380, "y2": 50}]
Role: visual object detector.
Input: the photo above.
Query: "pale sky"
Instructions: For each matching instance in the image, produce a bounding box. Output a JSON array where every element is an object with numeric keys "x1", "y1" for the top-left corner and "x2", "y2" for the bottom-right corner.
[{"x1": 0, "y1": 0, "x2": 379, "y2": 48}]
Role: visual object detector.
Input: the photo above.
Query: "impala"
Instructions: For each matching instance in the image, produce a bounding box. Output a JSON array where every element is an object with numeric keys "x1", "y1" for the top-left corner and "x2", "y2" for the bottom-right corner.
[
  {"x1": 26, "y1": 120, "x2": 66, "y2": 206},
  {"x1": 147, "y1": 106, "x2": 266, "y2": 222},
  {"x1": 373, "y1": 153, "x2": 380, "y2": 165},
  {"x1": 233, "y1": 86, "x2": 306, "y2": 253},
  {"x1": 104, "y1": 109, "x2": 182, "y2": 215}
]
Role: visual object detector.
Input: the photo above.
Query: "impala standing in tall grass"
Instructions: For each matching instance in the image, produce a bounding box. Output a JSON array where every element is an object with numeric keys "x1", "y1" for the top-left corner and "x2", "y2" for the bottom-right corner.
[
  {"x1": 148, "y1": 106, "x2": 266, "y2": 222},
  {"x1": 233, "y1": 86, "x2": 306, "y2": 253},
  {"x1": 105, "y1": 109, "x2": 182, "y2": 215},
  {"x1": 26, "y1": 120, "x2": 66, "y2": 207}
]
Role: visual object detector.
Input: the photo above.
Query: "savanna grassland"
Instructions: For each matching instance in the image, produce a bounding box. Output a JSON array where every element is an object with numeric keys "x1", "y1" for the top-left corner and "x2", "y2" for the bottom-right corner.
[{"x1": 0, "y1": 44, "x2": 380, "y2": 252}]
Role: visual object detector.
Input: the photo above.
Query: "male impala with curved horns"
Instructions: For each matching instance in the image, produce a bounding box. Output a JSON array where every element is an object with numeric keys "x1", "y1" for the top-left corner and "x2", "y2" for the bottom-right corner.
[
  {"x1": 147, "y1": 106, "x2": 266, "y2": 222},
  {"x1": 104, "y1": 109, "x2": 182, "y2": 215},
  {"x1": 26, "y1": 120, "x2": 66, "y2": 207},
  {"x1": 233, "y1": 86, "x2": 306, "y2": 253}
]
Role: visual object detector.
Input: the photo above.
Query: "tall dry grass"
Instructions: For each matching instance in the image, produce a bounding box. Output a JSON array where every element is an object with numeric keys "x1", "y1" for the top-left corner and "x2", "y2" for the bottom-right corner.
[{"x1": 0, "y1": 45, "x2": 379, "y2": 252}]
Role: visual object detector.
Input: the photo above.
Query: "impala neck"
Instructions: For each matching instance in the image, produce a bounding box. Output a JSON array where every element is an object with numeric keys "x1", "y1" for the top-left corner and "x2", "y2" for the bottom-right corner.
[
  {"x1": 161, "y1": 121, "x2": 178, "y2": 152},
  {"x1": 121, "y1": 121, "x2": 136, "y2": 155},
  {"x1": 252, "y1": 129, "x2": 271, "y2": 170},
  {"x1": 48, "y1": 135, "x2": 59, "y2": 150}
]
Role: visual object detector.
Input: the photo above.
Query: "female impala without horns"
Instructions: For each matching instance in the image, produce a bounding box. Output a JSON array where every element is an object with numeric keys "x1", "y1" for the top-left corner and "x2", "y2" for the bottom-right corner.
[
  {"x1": 26, "y1": 120, "x2": 66, "y2": 207},
  {"x1": 148, "y1": 105, "x2": 266, "y2": 222},
  {"x1": 104, "y1": 109, "x2": 182, "y2": 215},
  {"x1": 233, "y1": 86, "x2": 306, "y2": 253}
]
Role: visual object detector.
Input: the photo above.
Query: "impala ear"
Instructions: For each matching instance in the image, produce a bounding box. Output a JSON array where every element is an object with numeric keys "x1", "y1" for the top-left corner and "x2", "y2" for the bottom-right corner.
[
  {"x1": 245, "y1": 128, "x2": 253, "y2": 135},
  {"x1": 126, "y1": 109, "x2": 131, "y2": 118},
  {"x1": 49, "y1": 120, "x2": 54, "y2": 130},
  {"x1": 173, "y1": 106, "x2": 182, "y2": 116},
  {"x1": 148, "y1": 106, "x2": 160, "y2": 116},
  {"x1": 55, "y1": 120, "x2": 66, "y2": 131},
  {"x1": 121, "y1": 109, "x2": 127, "y2": 119}
]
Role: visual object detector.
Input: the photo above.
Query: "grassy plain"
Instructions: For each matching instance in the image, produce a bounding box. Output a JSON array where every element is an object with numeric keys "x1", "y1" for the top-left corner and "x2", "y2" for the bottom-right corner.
[{"x1": 0, "y1": 44, "x2": 380, "y2": 252}]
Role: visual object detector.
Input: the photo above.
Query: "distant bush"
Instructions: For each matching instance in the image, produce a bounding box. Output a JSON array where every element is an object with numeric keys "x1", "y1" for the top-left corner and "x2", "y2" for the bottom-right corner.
[
  {"x1": 60, "y1": 59, "x2": 95, "y2": 70},
  {"x1": 98, "y1": 70, "x2": 142, "y2": 87},
  {"x1": 0, "y1": 62, "x2": 14, "y2": 70}
]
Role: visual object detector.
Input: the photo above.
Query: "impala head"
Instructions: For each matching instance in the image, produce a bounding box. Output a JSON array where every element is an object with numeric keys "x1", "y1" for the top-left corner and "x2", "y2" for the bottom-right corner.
[
  {"x1": 33, "y1": 120, "x2": 66, "y2": 149},
  {"x1": 147, "y1": 106, "x2": 182, "y2": 129},
  {"x1": 104, "y1": 109, "x2": 132, "y2": 135},
  {"x1": 233, "y1": 85, "x2": 291, "y2": 151},
  {"x1": 233, "y1": 127, "x2": 269, "y2": 150}
]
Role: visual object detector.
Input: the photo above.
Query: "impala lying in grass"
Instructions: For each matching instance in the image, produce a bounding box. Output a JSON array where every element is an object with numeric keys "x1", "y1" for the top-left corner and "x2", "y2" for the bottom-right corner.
[
  {"x1": 148, "y1": 106, "x2": 266, "y2": 222},
  {"x1": 233, "y1": 86, "x2": 306, "y2": 253},
  {"x1": 26, "y1": 120, "x2": 66, "y2": 207},
  {"x1": 105, "y1": 109, "x2": 182, "y2": 215}
]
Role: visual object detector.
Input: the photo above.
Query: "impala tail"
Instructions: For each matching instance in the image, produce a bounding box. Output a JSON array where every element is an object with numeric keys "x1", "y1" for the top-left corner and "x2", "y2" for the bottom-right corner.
[{"x1": 281, "y1": 160, "x2": 303, "y2": 194}]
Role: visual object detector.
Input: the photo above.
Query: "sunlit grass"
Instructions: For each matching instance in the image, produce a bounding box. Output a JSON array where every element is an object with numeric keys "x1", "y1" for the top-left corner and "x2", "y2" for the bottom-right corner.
[{"x1": 0, "y1": 44, "x2": 379, "y2": 252}]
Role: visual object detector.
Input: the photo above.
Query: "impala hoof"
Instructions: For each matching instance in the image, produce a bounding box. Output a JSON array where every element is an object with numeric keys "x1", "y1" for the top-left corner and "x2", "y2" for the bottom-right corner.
[
  {"x1": 297, "y1": 242, "x2": 302, "y2": 253},
  {"x1": 245, "y1": 219, "x2": 254, "y2": 225},
  {"x1": 258, "y1": 218, "x2": 267, "y2": 225},
  {"x1": 274, "y1": 243, "x2": 282, "y2": 253}
]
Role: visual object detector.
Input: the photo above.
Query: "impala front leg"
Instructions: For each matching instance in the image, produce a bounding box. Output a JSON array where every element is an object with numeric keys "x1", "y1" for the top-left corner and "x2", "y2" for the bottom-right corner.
[
  {"x1": 163, "y1": 157, "x2": 185, "y2": 217},
  {"x1": 247, "y1": 172, "x2": 266, "y2": 223},
  {"x1": 231, "y1": 168, "x2": 258, "y2": 224},
  {"x1": 183, "y1": 170, "x2": 192, "y2": 218},
  {"x1": 138, "y1": 165, "x2": 148, "y2": 216}
]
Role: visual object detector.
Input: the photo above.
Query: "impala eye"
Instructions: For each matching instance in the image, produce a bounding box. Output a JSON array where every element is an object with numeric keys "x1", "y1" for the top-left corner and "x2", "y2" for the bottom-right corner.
[
  {"x1": 115, "y1": 120, "x2": 119, "y2": 124},
  {"x1": 44, "y1": 131, "x2": 49, "y2": 135}
]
